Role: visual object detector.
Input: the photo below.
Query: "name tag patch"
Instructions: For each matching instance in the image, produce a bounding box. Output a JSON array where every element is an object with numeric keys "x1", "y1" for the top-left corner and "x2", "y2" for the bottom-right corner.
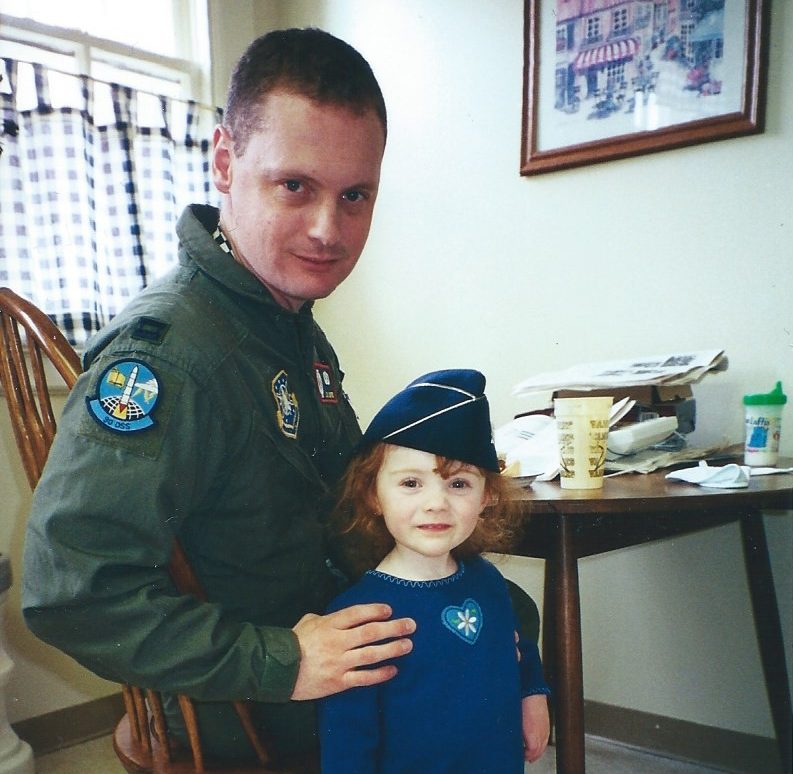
[
  {"x1": 87, "y1": 359, "x2": 160, "y2": 433},
  {"x1": 314, "y1": 362, "x2": 338, "y2": 404}
]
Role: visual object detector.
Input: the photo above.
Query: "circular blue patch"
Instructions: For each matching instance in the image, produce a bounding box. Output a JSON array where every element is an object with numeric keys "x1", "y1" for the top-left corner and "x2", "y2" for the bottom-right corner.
[{"x1": 87, "y1": 359, "x2": 160, "y2": 433}]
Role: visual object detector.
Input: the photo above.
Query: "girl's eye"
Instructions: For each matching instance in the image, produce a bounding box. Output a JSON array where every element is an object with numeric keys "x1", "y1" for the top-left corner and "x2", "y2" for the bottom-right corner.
[
  {"x1": 450, "y1": 478, "x2": 471, "y2": 489},
  {"x1": 400, "y1": 478, "x2": 419, "y2": 489}
]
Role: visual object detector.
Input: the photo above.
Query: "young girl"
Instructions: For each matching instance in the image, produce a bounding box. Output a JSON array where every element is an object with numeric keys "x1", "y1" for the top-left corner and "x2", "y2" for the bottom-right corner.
[{"x1": 319, "y1": 369, "x2": 551, "y2": 773}]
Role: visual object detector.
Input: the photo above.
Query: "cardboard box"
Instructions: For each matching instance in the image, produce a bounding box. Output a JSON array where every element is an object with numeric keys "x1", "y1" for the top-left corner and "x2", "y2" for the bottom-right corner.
[
  {"x1": 554, "y1": 385, "x2": 692, "y2": 403},
  {"x1": 553, "y1": 385, "x2": 696, "y2": 434}
]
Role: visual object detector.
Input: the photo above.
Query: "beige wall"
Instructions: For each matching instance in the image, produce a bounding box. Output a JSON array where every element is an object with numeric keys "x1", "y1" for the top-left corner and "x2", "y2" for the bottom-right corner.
[
  {"x1": 3, "y1": 0, "x2": 791, "y2": 743},
  {"x1": 2, "y1": 386, "x2": 119, "y2": 722},
  {"x1": 280, "y1": 0, "x2": 793, "y2": 739}
]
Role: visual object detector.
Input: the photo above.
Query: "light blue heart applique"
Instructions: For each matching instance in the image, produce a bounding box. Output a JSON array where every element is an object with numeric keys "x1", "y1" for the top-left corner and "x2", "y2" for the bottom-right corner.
[{"x1": 442, "y1": 599, "x2": 482, "y2": 645}]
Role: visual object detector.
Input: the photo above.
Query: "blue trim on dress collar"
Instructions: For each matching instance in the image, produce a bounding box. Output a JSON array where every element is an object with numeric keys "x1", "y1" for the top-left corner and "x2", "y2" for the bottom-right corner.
[{"x1": 367, "y1": 561, "x2": 465, "y2": 588}]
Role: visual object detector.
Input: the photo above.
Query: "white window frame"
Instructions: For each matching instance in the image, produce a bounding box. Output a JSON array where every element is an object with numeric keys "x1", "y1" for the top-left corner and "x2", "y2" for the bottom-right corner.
[
  {"x1": 0, "y1": 0, "x2": 211, "y2": 104},
  {"x1": 681, "y1": 21, "x2": 696, "y2": 63},
  {"x1": 586, "y1": 15, "x2": 602, "y2": 44},
  {"x1": 606, "y1": 61, "x2": 626, "y2": 88},
  {"x1": 612, "y1": 8, "x2": 629, "y2": 36}
]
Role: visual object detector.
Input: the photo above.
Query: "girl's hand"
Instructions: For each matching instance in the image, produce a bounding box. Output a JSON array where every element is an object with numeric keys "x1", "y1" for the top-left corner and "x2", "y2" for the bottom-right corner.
[{"x1": 522, "y1": 693, "x2": 550, "y2": 763}]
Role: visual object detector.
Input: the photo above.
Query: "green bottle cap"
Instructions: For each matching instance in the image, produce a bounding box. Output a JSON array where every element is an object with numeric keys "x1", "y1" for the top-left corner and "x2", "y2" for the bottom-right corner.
[{"x1": 743, "y1": 381, "x2": 787, "y2": 406}]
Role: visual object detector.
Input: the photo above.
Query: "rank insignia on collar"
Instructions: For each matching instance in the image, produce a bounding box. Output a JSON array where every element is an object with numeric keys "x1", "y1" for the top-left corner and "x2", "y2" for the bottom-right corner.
[
  {"x1": 87, "y1": 359, "x2": 160, "y2": 433},
  {"x1": 272, "y1": 369, "x2": 299, "y2": 439},
  {"x1": 313, "y1": 362, "x2": 338, "y2": 404}
]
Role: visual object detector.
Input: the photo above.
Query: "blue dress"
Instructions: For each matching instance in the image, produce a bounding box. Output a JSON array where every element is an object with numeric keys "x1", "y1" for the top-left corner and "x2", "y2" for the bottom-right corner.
[{"x1": 318, "y1": 556, "x2": 550, "y2": 773}]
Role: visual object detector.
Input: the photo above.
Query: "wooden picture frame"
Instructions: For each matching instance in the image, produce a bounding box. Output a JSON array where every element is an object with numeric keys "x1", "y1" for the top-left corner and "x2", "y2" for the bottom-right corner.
[{"x1": 521, "y1": 0, "x2": 769, "y2": 176}]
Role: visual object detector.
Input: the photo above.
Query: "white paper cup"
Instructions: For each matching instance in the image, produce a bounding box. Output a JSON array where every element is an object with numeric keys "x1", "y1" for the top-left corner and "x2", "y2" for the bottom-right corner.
[{"x1": 554, "y1": 397, "x2": 613, "y2": 489}]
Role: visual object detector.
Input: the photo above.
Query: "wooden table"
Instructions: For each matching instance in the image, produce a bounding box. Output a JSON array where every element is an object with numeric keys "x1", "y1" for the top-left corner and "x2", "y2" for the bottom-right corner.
[{"x1": 513, "y1": 462, "x2": 793, "y2": 774}]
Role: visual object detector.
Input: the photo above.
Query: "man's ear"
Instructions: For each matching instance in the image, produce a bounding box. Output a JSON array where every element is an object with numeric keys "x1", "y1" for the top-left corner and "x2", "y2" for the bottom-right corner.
[{"x1": 212, "y1": 125, "x2": 234, "y2": 194}]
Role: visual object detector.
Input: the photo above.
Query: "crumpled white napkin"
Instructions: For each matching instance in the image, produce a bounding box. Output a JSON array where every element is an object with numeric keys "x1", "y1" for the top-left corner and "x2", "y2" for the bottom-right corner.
[{"x1": 666, "y1": 461, "x2": 750, "y2": 489}]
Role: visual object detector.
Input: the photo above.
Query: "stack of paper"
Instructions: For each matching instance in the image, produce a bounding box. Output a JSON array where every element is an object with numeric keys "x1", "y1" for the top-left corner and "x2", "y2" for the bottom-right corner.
[
  {"x1": 512, "y1": 350, "x2": 727, "y2": 397},
  {"x1": 496, "y1": 397, "x2": 636, "y2": 479},
  {"x1": 604, "y1": 444, "x2": 730, "y2": 475}
]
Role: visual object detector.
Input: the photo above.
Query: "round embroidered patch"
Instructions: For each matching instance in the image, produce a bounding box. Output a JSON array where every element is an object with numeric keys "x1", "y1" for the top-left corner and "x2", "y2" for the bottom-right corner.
[{"x1": 87, "y1": 359, "x2": 160, "y2": 433}]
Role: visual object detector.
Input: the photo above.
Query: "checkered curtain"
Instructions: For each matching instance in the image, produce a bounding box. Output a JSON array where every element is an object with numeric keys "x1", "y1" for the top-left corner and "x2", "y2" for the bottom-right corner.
[{"x1": 0, "y1": 58, "x2": 221, "y2": 347}]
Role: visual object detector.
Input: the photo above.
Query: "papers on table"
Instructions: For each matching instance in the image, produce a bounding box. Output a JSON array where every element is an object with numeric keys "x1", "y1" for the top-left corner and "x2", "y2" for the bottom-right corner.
[
  {"x1": 604, "y1": 444, "x2": 731, "y2": 475},
  {"x1": 503, "y1": 349, "x2": 733, "y2": 478},
  {"x1": 495, "y1": 397, "x2": 639, "y2": 479},
  {"x1": 666, "y1": 462, "x2": 793, "y2": 489},
  {"x1": 512, "y1": 350, "x2": 728, "y2": 397},
  {"x1": 495, "y1": 414, "x2": 558, "y2": 478}
]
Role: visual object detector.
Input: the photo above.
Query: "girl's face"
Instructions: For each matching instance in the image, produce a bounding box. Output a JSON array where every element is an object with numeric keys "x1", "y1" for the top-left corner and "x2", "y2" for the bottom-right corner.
[{"x1": 374, "y1": 445, "x2": 489, "y2": 574}]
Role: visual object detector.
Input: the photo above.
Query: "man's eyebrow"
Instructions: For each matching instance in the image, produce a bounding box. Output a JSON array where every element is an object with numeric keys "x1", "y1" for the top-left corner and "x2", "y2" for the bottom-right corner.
[{"x1": 259, "y1": 165, "x2": 303, "y2": 180}]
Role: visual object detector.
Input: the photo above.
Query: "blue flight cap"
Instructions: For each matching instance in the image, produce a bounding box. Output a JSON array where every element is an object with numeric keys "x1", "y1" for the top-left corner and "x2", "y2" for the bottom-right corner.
[{"x1": 361, "y1": 369, "x2": 500, "y2": 472}]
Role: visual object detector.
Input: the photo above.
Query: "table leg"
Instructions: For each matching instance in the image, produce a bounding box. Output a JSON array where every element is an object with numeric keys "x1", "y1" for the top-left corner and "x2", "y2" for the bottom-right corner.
[
  {"x1": 543, "y1": 559, "x2": 557, "y2": 745},
  {"x1": 740, "y1": 513, "x2": 792, "y2": 774},
  {"x1": 554, "y1": 512, "x2": 586, "y2": 774}
]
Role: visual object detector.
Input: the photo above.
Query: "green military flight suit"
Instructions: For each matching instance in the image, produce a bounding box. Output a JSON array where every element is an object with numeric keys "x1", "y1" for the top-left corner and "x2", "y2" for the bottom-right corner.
[{"x1": 22, "y1": 204, "x2": 362, "y2": 763}]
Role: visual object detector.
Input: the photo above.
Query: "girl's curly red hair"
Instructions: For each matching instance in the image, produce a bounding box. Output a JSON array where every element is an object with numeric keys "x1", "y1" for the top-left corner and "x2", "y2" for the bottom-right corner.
[{"x1": 329, "y1": 442, "x2": 525, "y2": 579}]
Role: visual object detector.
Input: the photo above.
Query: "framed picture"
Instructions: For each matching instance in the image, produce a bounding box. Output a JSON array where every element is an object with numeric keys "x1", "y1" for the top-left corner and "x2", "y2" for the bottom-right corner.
[{"x1": 521, "y1": 0, "x2": 769, "y2": 175}]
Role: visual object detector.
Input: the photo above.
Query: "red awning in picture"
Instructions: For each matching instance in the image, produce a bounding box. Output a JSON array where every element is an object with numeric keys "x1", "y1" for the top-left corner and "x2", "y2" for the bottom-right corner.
[{"x1": 574, "y1": 38, "x2": 640, "y2": 71}]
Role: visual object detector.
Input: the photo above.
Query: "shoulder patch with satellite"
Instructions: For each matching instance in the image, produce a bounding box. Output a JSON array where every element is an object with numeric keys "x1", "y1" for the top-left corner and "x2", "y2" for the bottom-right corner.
[{"x1": 86, "y1": 359, "x2": 161, "y2": 433}]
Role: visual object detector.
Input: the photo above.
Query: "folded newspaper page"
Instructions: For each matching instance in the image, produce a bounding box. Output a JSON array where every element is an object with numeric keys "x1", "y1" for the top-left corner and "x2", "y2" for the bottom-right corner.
[
  {"x1": 512, "y1": 350, "x2": 727, "y2": 397},
  {"x1": 604, "y1": 444, "x2": 732, "y2": 475}
]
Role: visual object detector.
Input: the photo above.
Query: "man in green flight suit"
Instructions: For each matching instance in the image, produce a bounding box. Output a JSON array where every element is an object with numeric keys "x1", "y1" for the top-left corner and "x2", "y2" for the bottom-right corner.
[{"x1": 22, "y1": 28, "x2": 415, "y2": 768}]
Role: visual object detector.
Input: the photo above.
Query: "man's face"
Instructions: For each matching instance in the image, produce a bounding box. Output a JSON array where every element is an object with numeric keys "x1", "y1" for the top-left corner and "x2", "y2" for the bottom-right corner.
[{"x1": 212, "y1": 91, "x2": 385, "y2": 312}]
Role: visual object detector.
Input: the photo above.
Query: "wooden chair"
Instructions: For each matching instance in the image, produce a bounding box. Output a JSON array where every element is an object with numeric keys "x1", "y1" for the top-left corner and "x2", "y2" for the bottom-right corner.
[
  {"x1": 1, "y1": 287, "x2": 300, "y2": 773},
  {"x1": 0, "y1": 286, "x2": 81, "y2": 487},
  {"x1": 113, "y1": 538, "x2": 300, "y2": 773}
]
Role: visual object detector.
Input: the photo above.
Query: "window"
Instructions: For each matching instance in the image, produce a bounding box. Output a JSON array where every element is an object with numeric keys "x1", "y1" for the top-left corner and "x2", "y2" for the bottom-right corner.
[
  {"x1": 681, "y1": 21, "x2": 696, "y2": 63},
  {"x1": 635, "y1": 2, "x2": 652, "y2": 30},
  {"x1": 557, "y1": 22, "x2": 575, "y2": 53},
  {"x1": 0, "y1": 1, "x2": 219, "y2": 346},
  {"x1": 556, "y1": 25, "x2": 568, "y2": 53},
  {"x1": 586, "y1": 16, "x2": 602, "y2": 44},
  {"x1": 0, "y1": 0, "x2": 210, "y2": 104},
  {"x1": 606, "y1": 62, "x2": 626, "y2": 90},
  {"x1": 612, "y1": 8, "x2": 629, "y2": 35}
]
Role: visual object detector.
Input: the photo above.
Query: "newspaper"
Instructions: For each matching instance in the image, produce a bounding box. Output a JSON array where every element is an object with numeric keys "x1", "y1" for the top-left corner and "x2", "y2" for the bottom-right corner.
[
  {"x1": 604, "y1": 444, "x2": 732, "y2": 475},
  {"x1": 512, "y1": 350, "x2": 727, "y2": 397}
]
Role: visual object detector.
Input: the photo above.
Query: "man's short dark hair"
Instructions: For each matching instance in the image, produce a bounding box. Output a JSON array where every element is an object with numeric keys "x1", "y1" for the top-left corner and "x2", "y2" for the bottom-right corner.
[{"x1": 224, "y1": 27, "x2": 387, "y2": 155}]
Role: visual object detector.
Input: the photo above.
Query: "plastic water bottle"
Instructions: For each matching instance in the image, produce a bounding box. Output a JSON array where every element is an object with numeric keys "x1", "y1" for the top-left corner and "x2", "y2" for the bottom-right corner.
[{"x1": 743, "y1": 382, "x2": 787, "y2": 466}]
